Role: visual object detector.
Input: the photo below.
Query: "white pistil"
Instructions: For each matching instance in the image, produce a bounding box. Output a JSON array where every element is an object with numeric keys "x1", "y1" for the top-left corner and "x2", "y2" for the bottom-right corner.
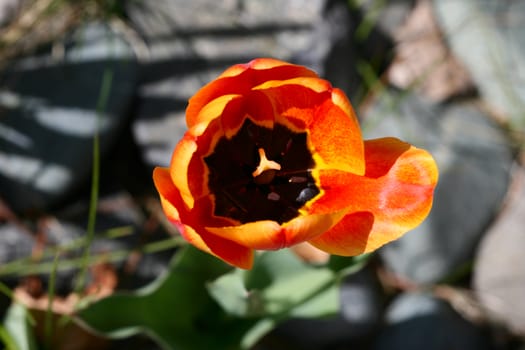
[{"x1": 252, "y1": 148, "x2": 281, "y2": 178}]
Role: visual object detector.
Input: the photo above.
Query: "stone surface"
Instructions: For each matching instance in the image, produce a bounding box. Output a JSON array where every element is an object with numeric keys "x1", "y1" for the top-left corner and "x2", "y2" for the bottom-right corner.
[
  {"x1": 0, "y1": 21, "x2": 138, "y2": 213},
  {"x1": 0, "y1": 0, "x2": 20, "y2": 28},
  {"x1": 125, "y1": 0, "x2": 393, "y2": 169},
  {"x1": 0, "y1": 223, "x2": 34, "y2": 266},
  {"x1": 339, "y1": 266, "x2": 383, "y2": 336},
  {"x1": 19, "y1": 190, "x2": 172, "y2": 294},
  {"x1": 374, "y1": 292, "x2": 492, "y2": 350},
  {"x1": 359, "y1": 0, "x2": 415, "y2": 38},
  {"x1": 433, "y1": 0, "x2": 525, "y2": 128},
  {"x1": 362, "y1": 89, "x2": 513, "y2": 284},
  {"x1": 386, "y1": 0, "x2": 474, "y2": 102},
  {"x1": 474, "y1": 166, "x2": 525, "y2": 336}
]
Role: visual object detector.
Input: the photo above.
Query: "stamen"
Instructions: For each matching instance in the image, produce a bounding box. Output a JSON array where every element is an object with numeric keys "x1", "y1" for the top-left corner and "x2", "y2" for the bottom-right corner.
[
  {"x1": 267, "y1": 192, "x2": 280, "y2": 201},
  {"x1": 252, "y1": 148, "x2": 281, "y2": 178}
]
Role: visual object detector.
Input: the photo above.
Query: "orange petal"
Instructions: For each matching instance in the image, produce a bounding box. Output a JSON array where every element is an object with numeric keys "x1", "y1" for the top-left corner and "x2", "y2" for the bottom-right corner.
[
  {"x1": 309, "y1": 99, "x2": 365, "y2": 175},
  {"x1": 169, "y1": 135, "x2": 199, "y2": 209},
  {"x1": 169, "y1": 114, "x2": 227, "y2": 209},
  {"x1": 255, "y1": 80, "x2": 328, "y2": 130},
  {"x1": 283, "y1": 210, "x2": 348, "y2": 246},
  {"x1": 363, "y1": 137, "x2": 438, "y2": 183},
  {"x1": 186, "y1": 59, "x2": 318, "y2": 127},
  {"x1": 192, "y1": 94, "x2": 242, "y2": 126},
  {"x1": 254, "y1": 77, "x2": 333, "y2": 94},
  {"x1": 153, "y1": 167, "x2": 254, "y2": 269},
  {"x1": 308, "y1": 137, "x2": 438, "y2": 255},
  {"x1": 307, "y1": 212, "x2": 375, "y2": 256},
  {"x1": 220, "y1": 90, "x2": 276, "y2": 138},
  {"x1": 331, "y1": 88, "x2": 357, "y2": 121},
  {"x1": 206, "y1": 210, "x2": 346, "y2": 250},
  {"x1": 207, "y1": 221, "x2": 283, "y2": 250},
  {"x1": 256, "y1": 82, "x2": 365, "y2": 174}
]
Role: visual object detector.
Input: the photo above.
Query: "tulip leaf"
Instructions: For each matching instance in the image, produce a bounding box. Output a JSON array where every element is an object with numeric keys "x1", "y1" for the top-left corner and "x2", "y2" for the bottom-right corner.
[
  {"x1": 2, "y1": 303, "x2": 37, "y2": 350},
  {"x1": 77, "y1": 247, "x2": 370, "y2": 349},
  {"x1": 76, "y1": 246, "x2": 259, "y2": 350},
  {"x1": 328, "y1": 253, "x2": 371, "y2": 275},
  {"x1": 207, "y1": 250, "x2": 339, "y2": 319}
]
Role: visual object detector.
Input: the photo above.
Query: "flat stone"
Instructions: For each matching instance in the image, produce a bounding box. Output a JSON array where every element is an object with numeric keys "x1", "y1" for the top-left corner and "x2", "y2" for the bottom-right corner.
[
  {"x1": 359, "y1": 0, "x2": 416, "y2": 38},
  {"x1": 374, "y1": 292, "x2": 491, "y2": 350},
  {"x1": 0, "y1": 21, "x2": 138, "y2": 213},
  {"x1": 0, "y1": 0, "x2": 20, "y2": 28},
  {"x1": 474, "y1": 166, "x2": 525, "y2": 335},
  {"x1": 363, "y1": 89, "x2": 513, "y2": 284},
  {"x1": 0, "y1": 223, "x2": 34, "y2": 265},
  {"x1": 125, "y1": 0, "x2": 393, "y2": 169},
  {"x1": 433, "y1": 0, "x2": 525, "y2": 129}
]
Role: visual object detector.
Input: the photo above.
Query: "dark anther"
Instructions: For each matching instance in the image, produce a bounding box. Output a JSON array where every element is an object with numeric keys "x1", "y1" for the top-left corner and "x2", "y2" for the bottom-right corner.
[{"x1": 204, "y1": 119, "x2": 320, "y2": 224}]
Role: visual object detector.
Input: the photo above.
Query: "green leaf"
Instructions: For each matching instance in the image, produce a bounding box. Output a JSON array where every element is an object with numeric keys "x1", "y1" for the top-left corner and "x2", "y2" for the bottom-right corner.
[
  {"x1": 207, "y1": 250, "x2": 339, "y2": 319},
  {"x1": 77, "y1": 247, "x2": 372, "y2": 350},
  {"x1": 328, "y1": 253, "x2": 371, "y2": 275},
  {"x1": 2, "y1": 303, "x2": 37, "y2": 350},
  {"x1": 76, "y1": 246, "x2": 257, "y2": 350}
]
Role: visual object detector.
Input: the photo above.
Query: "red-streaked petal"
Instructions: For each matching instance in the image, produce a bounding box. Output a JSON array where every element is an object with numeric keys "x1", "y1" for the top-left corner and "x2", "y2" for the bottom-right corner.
[
  {"x1": 307, "y1": 212, "x2": 375, "y2": 256},
  {"x1": 206, "y1": 221, "x2": 282, "y2": 250},
  {"x1": 282, "y1": 210, "x2": 348, "y2": 246},
  {"x1": 169, "y1": 135, "x2": 199, "y2": 209},
  {"x1": 363, "y1": 137, "x2": 438, "y2": 183},
  {"x1": 331, "y1": 88, "x2": 356, "y2": 121},
  {"x1": 193, "y1": 94, "x2": 242, "y2": 126},
  {"x1": 169, "y1": 115, "x2": 226, "y2": 209},
  {"x1": 220, "y1": 90, "x2": 276, "y2": 138},
  {"x1": 153, "y1": 167, "x2": 254, "y2": 269},
  {"x1": 256, "y1": 82, "x2": 365, "y2": 174},
  {"x1": 255, "y1": 81, "x2": 328, "y2": 130},
  {"x1": 308, "y1": 137, "x2": 438, "y2": 255},
  {"x1": 206, "y1": 210, "x2": 346, "y2": 250},
  {"x1": 254, "y1": 77, "x2": 333, "y2": 94},
  {"x1": 186, "y1": 59, "x2": 318, "y2": 127},
  {"x1": 309, "y1": 99, "x2": 365, "y2": 175}
]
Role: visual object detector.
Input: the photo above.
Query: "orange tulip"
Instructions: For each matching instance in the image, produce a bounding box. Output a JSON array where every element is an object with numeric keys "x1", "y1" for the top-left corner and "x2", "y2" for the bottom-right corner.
[{"x1": 153, "y1": 58, "x2": 438, "y2": 269}]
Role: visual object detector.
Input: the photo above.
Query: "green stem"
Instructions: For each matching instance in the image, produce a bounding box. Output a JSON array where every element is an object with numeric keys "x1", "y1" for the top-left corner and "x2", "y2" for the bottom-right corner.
[
  {"x1": 0, "y1": 237, "x2": 186, "y2": 277},
  {"x1": 44, "y1": 252, "x2": 60, "y2": 350},
  {"x1": 74, "y1": 68, "x2": 113, "y2": 293}
]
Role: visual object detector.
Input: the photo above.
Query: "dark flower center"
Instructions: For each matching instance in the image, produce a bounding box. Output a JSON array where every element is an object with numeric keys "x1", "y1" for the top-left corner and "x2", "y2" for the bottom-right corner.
[{"x1": 204, "y1": 118, "x2": 320, "y2": 224}]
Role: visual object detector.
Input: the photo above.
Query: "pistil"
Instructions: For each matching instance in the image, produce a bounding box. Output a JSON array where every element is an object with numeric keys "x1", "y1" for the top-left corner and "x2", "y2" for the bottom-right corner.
[{"x1": 252, "y1": 148, "x2": 281, "y2": 184}]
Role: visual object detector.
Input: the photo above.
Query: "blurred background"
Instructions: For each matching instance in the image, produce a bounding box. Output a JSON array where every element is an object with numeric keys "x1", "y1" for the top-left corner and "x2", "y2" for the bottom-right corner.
[{"x1": 0, "y1": 0, "x2": 524, "y2": 349}]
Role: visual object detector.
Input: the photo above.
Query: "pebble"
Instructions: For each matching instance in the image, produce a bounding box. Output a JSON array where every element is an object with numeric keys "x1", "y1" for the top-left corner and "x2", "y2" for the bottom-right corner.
[
  {"x1": 433, "y1": 0, "x2": 525, "y2": 129},
  {"x1": 0, "y1": 21, "x2": 138, "y2": 213},
  {"x1": 474, "y1": 166, "x2": 525, "y2": 336},
  {"x1": 373, "y1": 292, "x2": 493, "y2": 350}
]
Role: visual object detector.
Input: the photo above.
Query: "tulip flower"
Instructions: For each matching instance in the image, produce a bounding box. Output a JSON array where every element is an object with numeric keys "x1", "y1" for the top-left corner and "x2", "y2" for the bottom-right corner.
[{"x1": 153, "y1": 58, "x2": 438, "y2": 269}]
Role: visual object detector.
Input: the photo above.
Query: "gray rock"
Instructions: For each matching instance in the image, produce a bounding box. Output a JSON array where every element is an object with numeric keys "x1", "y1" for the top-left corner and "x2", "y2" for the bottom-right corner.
[
  {"x1": 359, "y1": 0, "x2": 416, "y2": 38},
  {"x1": 363, "y1": 89, "x2": 513, "y2": 284},
  {"x1": 0, "y1": 0, "x2": 19, "y2": 28},
  {"x1": 125, "y1": 0, "x2": 394, "y2": 169},
  {"x1": 0, "y1": 223, "x2": 34, "y2": 265},
  {"x1": 433, "y1": 0, "x2": 525, "y2": 129},
  {"x1": 36, "y1": 190, "x2": 170, "y2": 292},
  {"x1": 0, "y1": 21, "x2": 138, "y2": 213},
  {"x1": 374, "y1": 292, "x2": 492, "y2": 350},
  {"x1": 339, "y1": 267, "x2": 382, "y2": 336},
  {"x1": 474, "y1": 166, "x2": 525, "y2": 336}
]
